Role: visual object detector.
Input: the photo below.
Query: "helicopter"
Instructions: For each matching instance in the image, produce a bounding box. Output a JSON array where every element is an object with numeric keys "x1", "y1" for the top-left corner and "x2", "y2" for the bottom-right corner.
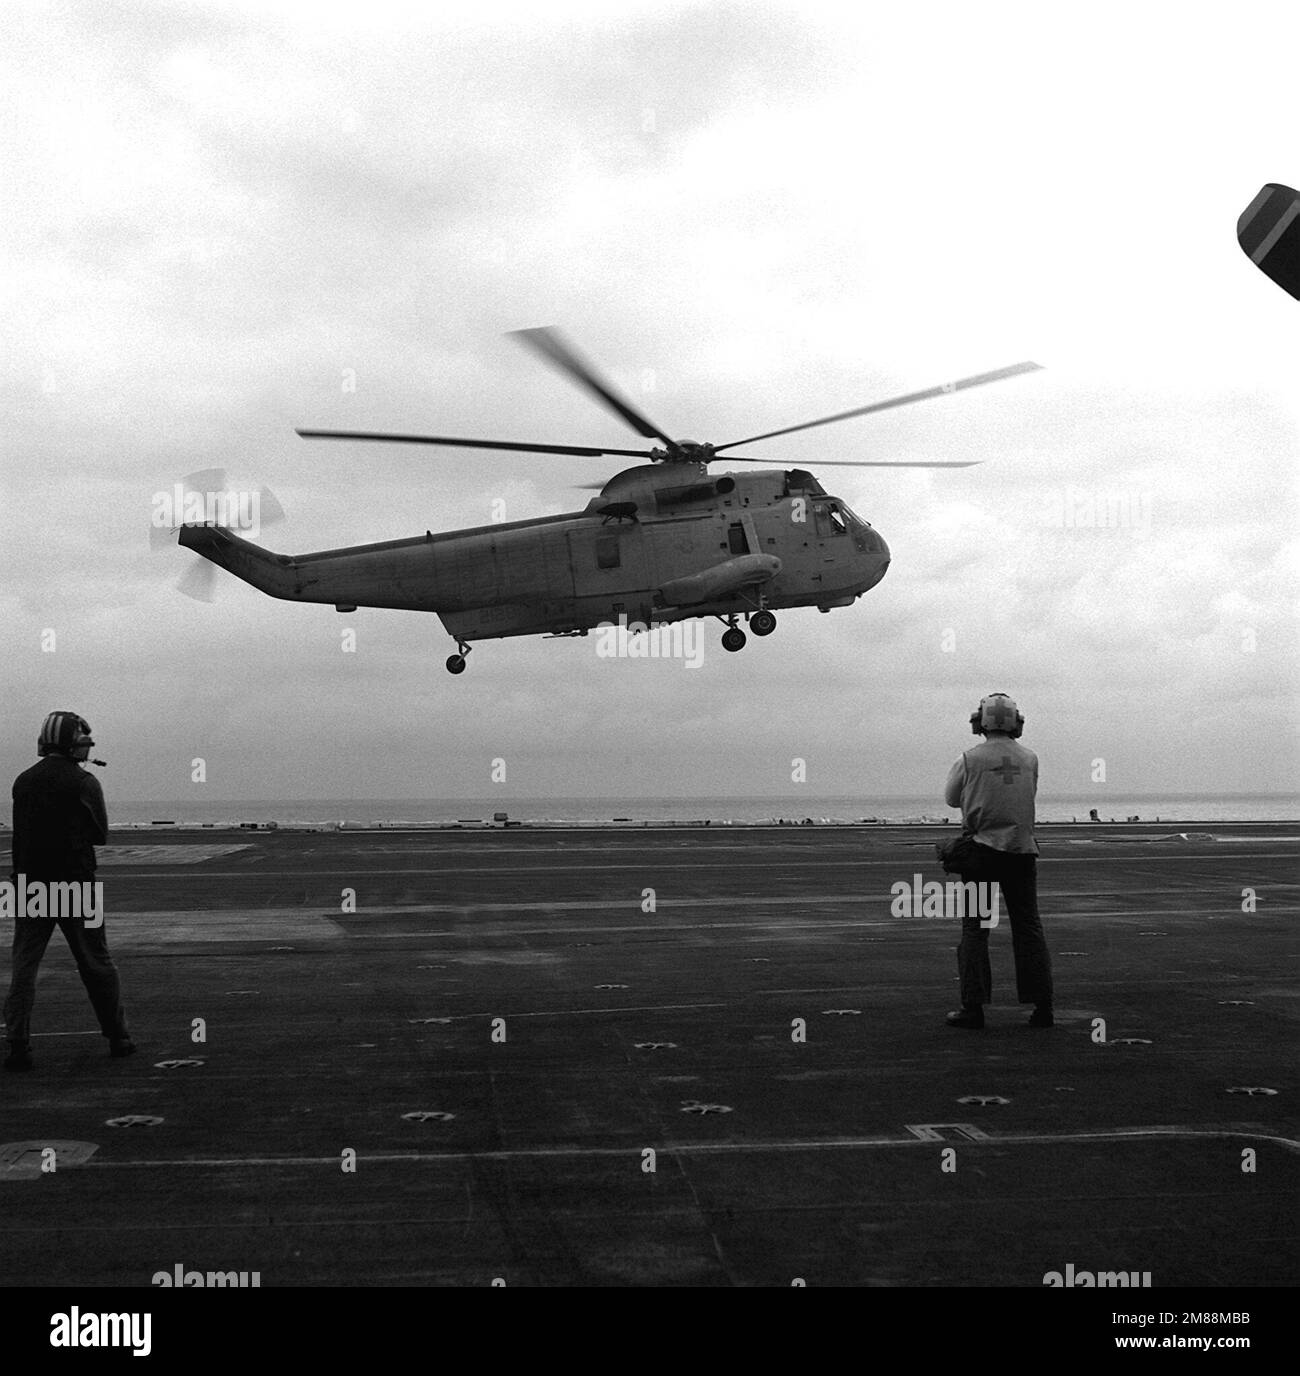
[{"x1": 178, "y1": 329, "x2": 1040, "y2": 673}]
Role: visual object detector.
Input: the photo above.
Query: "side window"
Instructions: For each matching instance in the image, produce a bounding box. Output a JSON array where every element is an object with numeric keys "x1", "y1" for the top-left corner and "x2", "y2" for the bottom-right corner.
[
  {"x1": 814, "y1": 503, "x2": 847, "y2": 536},
  {"x1": 596, "y1": 536, "x2": 620, "y2": 569},
  {"x1": 727, "y1": 522, "x2": 749, "y2": 556}
]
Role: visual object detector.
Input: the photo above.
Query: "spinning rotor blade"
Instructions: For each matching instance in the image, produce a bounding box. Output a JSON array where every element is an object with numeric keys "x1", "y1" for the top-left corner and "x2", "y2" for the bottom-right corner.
[
  {"x1": 508, "y1": 326, "x2": 677, "y2": 447},
  {"x1": 151, "y1": 469, "x2": 286, "y2": 550},
  {"x1": 296, "y1": 429, "x2": 652, "y2": 459},
  {"x1": 176, "y1": 559, "x2": 219, "y2": 602},
  {"x1": 148, "y1": 468, "x2": 227, "y2": 551},
  {"x1": 718, "y1": 456, "x2": 983, "y2": 467},
  {"x1": 714, "y1": 361, "x2": 1043, "y2": 452},
  {"x1": 257, "y1": 486, "x2": 287, "y2": 527},
  {"x1": 164, "y1": 466, "x2": 286, "y2": 601}
]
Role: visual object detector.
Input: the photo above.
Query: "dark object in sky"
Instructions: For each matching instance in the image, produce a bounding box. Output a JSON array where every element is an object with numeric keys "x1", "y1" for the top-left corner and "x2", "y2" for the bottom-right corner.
[{"x1": 1238, "y1": 183, "x2": 1300, "y2": 299}]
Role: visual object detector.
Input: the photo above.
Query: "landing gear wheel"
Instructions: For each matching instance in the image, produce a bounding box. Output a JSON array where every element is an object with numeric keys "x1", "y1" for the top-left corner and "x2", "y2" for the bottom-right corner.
[
  {"x1": 749, "y1": 610, "x2": 776, "y2": 637},
  {"x1": 446, "y1": 654, "x2": 467, "y2": 674},
  {"x1": 721, "y1": 627, "x2": 747, "y2": 653}
]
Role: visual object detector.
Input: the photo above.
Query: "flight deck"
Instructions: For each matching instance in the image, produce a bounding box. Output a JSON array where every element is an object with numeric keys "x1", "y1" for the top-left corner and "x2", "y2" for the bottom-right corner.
[{"x1": 1, "y1": 822, "x2": 1296, "y2": 1288}]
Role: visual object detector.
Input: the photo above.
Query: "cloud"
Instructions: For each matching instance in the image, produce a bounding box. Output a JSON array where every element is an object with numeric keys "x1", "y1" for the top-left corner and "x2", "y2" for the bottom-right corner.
[{"x1": 2, "y1": 1, "x2": 1297, "y2": 804}]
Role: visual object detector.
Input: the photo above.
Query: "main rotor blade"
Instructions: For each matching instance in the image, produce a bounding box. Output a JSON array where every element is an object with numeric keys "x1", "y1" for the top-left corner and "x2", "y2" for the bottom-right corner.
[
  {"x1": 509, "y1": 327, "x2": 677, "y2": 447},
  {"x1": 296, "y1": 429, "x2": 653, "y2": 459},
  {"x1": 720, "y1": 456, "x2": 983, "y2": 467},
  {"x1": 714, "y1": 361, "x2": 1043, "y2": 452}
]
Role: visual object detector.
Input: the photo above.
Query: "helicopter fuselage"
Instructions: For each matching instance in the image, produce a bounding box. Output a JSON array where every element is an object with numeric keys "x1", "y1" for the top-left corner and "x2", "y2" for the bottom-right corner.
[
  {"x1": 177, "y1": 463, "x2": 889, "y2": 649},
  {"x1": 177, "y1": 327, "x2": 1040, "y2": 669}
]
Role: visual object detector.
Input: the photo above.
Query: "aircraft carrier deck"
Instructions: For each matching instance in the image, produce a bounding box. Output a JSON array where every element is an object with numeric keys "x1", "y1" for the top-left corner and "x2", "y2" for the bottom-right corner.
[{"x1": 2, "y1": 821, "x2": 1296, "y2": 1299}]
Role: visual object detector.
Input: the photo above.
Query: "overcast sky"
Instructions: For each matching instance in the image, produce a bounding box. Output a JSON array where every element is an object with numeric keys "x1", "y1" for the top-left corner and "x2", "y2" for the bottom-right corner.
[{"x1": 3, "y1": 0, "x2": 1297, "y2": 803}]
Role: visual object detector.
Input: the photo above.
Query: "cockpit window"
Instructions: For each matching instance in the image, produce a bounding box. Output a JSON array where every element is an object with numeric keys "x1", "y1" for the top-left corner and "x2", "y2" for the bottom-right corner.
[
  {"x1": 815, "y1": 502, "x2": 849, "y2": 536},
  {"x1": 785, "y1": 469, "x2": 826, "y2": 497}
]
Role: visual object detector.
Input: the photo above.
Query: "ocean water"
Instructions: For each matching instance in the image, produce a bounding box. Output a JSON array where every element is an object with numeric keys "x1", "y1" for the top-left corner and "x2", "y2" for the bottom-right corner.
[{"x1": 80, "y1": 793, "x2": 1300, "y2": 827}]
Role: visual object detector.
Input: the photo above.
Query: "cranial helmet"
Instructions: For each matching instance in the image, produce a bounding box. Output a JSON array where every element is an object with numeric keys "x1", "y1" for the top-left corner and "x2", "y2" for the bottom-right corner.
[
  {"x1": 38, "y1": 711, "x2": 95, "y2": 760},
  {"x1": 969, "y1": 693, "x2": 1024, "y2": 738}
]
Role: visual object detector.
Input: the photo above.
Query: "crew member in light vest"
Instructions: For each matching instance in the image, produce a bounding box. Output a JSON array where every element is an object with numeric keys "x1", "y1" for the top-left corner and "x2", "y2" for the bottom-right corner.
[{"x1": 942, "y1": 692, "x2": 1053, "y2": 1030}]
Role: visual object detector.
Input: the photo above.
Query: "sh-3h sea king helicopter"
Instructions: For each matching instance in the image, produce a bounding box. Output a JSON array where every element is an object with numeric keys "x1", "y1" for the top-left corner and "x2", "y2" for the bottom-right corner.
[{"x1": 178, "y1": 330, "x2": 1040, "y2": 673}]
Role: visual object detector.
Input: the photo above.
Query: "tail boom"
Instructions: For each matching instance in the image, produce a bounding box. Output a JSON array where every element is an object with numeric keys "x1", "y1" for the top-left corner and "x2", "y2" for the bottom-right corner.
[{"x1": 176, "y1": 524, "x2": 455, "y2": 612}]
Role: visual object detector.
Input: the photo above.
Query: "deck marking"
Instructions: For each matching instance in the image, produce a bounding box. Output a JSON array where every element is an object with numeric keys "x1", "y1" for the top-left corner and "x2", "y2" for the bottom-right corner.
[
  {"x1": 0, "y1": 1140, "x2": 98, "y2": 1182},
  {"x1": 100, "y1": 851, "x2": 1300, "y2": 880},
  {"x1": 79, "y1": 1124, "x2": 1300, "y2": 1169},
  {"x1": 905, "y1": 1124, "x2": 989, "y2": 1142},
  {"x1": 96, "y1": 844, "x2": 253, "y2": 865}
]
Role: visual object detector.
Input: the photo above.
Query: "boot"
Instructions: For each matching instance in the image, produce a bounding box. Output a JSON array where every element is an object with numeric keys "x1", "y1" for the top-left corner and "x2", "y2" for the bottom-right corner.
[
  {"x1": 945, "y1": 1005, "x2": 985, "y2": 1029},
  {"x1": 4, "y1": 1042, "x2": 33, "y2": 1071}
]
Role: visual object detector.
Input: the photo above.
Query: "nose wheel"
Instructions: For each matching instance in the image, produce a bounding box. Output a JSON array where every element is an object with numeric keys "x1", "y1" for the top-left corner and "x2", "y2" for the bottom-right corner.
[{"x1": 445, "y1": 640, "x2": 472, "y2": 674}]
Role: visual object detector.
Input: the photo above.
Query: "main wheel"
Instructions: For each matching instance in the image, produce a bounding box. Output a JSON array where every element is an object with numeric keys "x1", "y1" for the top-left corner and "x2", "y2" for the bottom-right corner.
[
  {"x1": 721, "y1": 627, "x2": 747, "y2": 652},
  {"x1": 749, "y1": 610, "x2": 776, "y2": 636},
  {"x1": 446, "y1": 654, "x2": 467, "y2": 674}
]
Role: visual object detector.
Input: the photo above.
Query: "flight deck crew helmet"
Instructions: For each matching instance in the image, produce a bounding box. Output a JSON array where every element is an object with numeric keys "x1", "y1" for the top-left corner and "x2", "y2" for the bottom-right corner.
[
  {"x1": 38, "y1": 711, "x2": 95, "y2": 761},
  {"x1": 970, "y1": 693, "x2": 1024, "y2": 738}
]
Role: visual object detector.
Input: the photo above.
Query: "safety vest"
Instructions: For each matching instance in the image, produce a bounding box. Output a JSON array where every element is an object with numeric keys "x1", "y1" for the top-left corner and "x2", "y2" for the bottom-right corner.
[{"x1": 946, "y1": 737, "x2": 1038, "y2": 854}]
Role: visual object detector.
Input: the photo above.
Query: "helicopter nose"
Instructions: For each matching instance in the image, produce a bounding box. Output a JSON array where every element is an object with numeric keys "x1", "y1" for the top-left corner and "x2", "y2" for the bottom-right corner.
[{"x1": 862, "y1": 529, "x2": 890, "y2": 590}]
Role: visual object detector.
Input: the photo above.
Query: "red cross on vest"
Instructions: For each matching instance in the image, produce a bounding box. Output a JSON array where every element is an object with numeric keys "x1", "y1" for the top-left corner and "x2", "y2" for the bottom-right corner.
[
  {"x1": 987, "y1": 699, "x2": 1012, "y2": 728},
  {"x1": 991, "y1": 755, "x2": 1021, "y2": 784}
]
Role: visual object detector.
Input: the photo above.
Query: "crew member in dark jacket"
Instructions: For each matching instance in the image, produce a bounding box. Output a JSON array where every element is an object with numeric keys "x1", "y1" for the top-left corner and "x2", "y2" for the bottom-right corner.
[
  {"x1": 942, "y1": 693, "x2": 1053, "y2": 1029},
  {"x1": 4, "y1": 712, "x2": 133, "y2": 1070}
]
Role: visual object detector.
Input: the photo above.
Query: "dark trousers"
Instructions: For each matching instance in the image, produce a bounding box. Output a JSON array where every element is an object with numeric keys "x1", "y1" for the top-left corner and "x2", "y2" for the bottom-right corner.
[
  {"x1": 956, "y1": 849, "x2": 1053, "y2": 1007},
  {"x1": 4, "y1": 904, "x2": 130, "y2": 1045}
]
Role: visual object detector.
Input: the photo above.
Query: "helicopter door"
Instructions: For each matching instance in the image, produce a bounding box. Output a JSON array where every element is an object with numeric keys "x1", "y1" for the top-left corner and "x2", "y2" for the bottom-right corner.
[
  {"x1": 566, "y1": 526, "x2": 652, "y2": 620},
  {"x1": 814, "y1": 502, "x2": 850, "y2": 566},
  {"x1": 727, "y1": 514, "x2": 763, "y2": 557}
]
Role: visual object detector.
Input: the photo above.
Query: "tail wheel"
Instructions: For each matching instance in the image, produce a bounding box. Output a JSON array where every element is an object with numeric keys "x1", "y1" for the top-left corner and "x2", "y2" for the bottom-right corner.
[{"x1": 446, "y1": 654, "x2": 467, "y2": 674}]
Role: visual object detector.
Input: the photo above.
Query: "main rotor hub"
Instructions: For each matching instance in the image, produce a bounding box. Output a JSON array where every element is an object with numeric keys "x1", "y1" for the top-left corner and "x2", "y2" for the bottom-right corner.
[{"x1": 650, "y1": 440, "x2": 717, "y2": 464}]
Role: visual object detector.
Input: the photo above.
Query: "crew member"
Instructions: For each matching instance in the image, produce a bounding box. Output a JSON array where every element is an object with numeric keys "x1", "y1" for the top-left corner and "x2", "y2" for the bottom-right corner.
[
  {"x1": 4, "y1": 712, "x2": 134, "y2": 1070},
  {"x1": 942, "y1": 692, "x2": 1053, "y2": 1029}
]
